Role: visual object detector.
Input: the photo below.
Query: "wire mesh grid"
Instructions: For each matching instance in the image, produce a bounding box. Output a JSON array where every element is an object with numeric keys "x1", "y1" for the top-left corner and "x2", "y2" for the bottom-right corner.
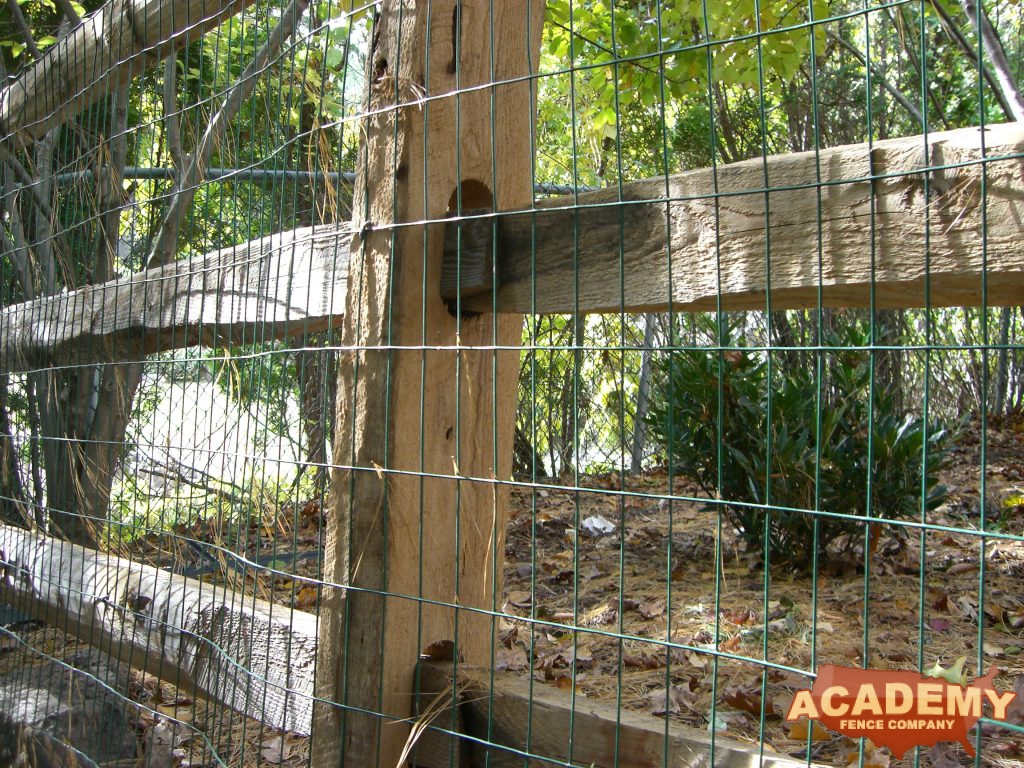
[{"x1": 0, "y1": 1, "x2": 1021, "y2": 767}]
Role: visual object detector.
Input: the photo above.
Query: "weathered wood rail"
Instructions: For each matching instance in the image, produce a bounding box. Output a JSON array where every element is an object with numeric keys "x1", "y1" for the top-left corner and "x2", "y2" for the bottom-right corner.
[
  {"x1": 449, "y1": 120, "x2": 1024, "y2": 314},
  {"x1": 0, "y1": 522, "x2": 317, "y2": 734},
  {"x1": 1, "y1": 122, "x2": 1022, "y2": 376},
  {"x1": 0, "y1": 0, "x2": 261, "y2": 149},
  {"x1": 0, "y1": 226, "x2": 349, "y2": 374},
  {"x1": 412, "y1": 662, "x2": 809, "y2": 768},
  {"x1": 0, "y1": 519, "x2": 820, "y2": 767}
]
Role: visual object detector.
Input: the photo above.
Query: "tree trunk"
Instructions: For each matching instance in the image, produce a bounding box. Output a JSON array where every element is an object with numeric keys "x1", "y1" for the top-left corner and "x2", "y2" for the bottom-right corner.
[
  {"x1": 876, "y1": 309, "x2": 905, "y2": 414},
  {"x1": 630, "y1": 313, "x2": 657, "y2": 474},
  {"x1": 995, "y1": 306, "x2": 1012, "y2": 416},
  {"x1": 0, "y1": 378, "x2": 27, "y2": 526},
  {"x1": 296, "y1": 343, "x2": 335, "y2": 496},
  {"x1": 38, "y1": 89, "x2": 133, "y2": 548},
  {"x1": 558, "y1": 314, "x2": 587, "y2": 476}
]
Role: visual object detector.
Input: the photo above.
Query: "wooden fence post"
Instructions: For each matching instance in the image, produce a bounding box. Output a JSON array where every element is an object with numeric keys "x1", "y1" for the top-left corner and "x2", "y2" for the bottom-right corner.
[{"x1": 312, "y1": 2, "x2": 545, "y2": 765}]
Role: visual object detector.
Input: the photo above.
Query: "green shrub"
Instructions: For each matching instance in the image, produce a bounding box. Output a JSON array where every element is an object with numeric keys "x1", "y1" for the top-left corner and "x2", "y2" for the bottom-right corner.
[{"x1": 646, "y1": 316, "x2": 956, "y2": 566}]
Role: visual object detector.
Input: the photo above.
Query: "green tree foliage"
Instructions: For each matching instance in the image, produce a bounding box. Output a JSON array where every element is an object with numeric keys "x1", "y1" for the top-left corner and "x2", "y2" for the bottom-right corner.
[{"x1": 522, "y1": 0, "x2": 1023, "y2": 492}]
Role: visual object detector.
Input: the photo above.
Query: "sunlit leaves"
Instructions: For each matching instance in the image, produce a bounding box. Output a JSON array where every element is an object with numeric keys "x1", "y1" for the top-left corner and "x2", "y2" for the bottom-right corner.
[{"x1": 538, "y1": 0, "x2": 826, "y2": 183}]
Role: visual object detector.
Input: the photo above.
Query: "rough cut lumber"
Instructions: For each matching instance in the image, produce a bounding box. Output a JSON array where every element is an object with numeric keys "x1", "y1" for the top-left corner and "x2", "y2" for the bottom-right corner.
[
  {"x1": 411, "y1": 662, "x2": 815, "y2": 768},
  {"x1": 3, "y1": 123, "x2": 1021, "y2": 377},
  {"x1": 0, "y1": 0, "x2": 259, "y2": 148},
  {"x1": 0, "y1": 225, "x2": 349, "y2": 374},
  {"x1": 311, "y1": 1, "x2": 545, "y2": 766},
  {"x1": 0, "y1": 522, "x2": 317, "y2": 734},
  {"x1": 445, "y1": 121, "x2": 1024, "y2": 314}
]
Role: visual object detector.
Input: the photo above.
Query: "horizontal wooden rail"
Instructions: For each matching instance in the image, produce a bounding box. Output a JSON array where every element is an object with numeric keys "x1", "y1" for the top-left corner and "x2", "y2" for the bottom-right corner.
[
  {"x1": 0, "y1": 519, "x2": 822, "y2": 763},
  {"x1": 0, "y1": 523, "x2": 316, "y2": 734},
  {"x1": 0, "y1": 0, "x2": 260, "y2": 149},
  {"x1": 2, "y1": 123, "x2": 1021, "y2": 375},
  {"x1": 412, "y1": 661, "x2": 817, "y2": 768},
  {"x1": 0, "y1": 226, "x2": 349, "y2": 374},
  {"x1": 448, "y1": 121, "x2": 1024, "y2": 314}
]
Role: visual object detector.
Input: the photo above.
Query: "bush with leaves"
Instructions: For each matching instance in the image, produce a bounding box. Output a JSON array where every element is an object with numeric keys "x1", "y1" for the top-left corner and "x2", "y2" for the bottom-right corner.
[{"x1": 647, "y1": 315, "x2": 956, "y2": 566}]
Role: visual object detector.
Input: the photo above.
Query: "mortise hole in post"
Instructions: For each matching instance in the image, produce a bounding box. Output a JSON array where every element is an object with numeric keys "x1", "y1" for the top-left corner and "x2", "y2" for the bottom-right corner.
[
  {"x1": 448, "y1": 179, "x2": 492, "y2": 212},
  {"x1": 421, "y1": 638, "x2": 456, "y2": 662},
  {"x1": 442, "y1": 180, "x2": 494, "y2": 317}
]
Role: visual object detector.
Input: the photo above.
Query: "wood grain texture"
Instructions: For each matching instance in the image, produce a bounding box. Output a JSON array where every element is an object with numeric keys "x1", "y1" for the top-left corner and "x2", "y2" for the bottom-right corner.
[
  {"x1": 0, "y1": 0, "x2": 259, "y2": 148},
  {"x1": 412, "y1": 662, "x2": 816, "y2": 768},
  {"x1": 0, "y1": 523, "x2": 317, "y2": 734},
  {"x1": 4, "y1": 123, "x2": 1018, "y2": 378},
  {"x1": 311, "y1": 2, "x2": 545, "y2": 766},
  {"x1": 0, "y1": 225, "x2": 349, "y2": 373},
  {"x1": 455, "y1": 121, "x2": 1024, "y2": 314}
]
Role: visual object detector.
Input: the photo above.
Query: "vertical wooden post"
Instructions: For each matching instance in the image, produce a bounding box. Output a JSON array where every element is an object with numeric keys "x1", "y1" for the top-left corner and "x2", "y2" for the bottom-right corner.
[{"x1": 312, "y1": 1, "x2": 545, "y2": 766}]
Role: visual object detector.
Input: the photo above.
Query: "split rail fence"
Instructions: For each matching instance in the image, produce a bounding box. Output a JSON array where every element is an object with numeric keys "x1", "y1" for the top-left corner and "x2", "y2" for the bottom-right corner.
[{"x1": 0, "y1": 0, "x2": 1022, "y2": 766}]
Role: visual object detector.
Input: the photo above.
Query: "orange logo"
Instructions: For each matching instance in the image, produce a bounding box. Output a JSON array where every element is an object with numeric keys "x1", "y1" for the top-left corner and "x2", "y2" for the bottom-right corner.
[{"x1": 785, "y1": 664, "x2": 1017, "y2": 757}]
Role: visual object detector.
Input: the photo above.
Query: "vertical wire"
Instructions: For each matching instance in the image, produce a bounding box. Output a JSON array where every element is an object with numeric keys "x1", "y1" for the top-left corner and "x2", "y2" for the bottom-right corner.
[
  {"x1": 752, "y1": 1, "x2": 773, "y2": 762},
  {"x1": 565, "y1": 2, "x2": 582, "y2": 763},
  {"x1": 650, "y1": 1, "x2": 676, "y2": 763},
  {"x1": 607, "y1": 2, "x2": 627, "y2": 765},
  {"x1": 525, "y1": 3, "x2": 542, "y2": 761},
  {"x1": 857, "y1": 8, "x2": 881, "y2": 768},
  {"x1": 971, "y1": 2, "x2": 990, "y2": 762},
  {"x1": 806, "y1": 2, "x2": 825, "y2": 764},
  {"x1": 697, "y1": 0, "x2": 725, "y2": 762},
  {"x1": 414, "y1": 0, "x2": 434, "y2": 762},
  {"x1": 915, "y1": 10, "x2": 933, "y2": 762},
  {"x1": 483, "y1": 1, "x2": 501, "y2": 765}
]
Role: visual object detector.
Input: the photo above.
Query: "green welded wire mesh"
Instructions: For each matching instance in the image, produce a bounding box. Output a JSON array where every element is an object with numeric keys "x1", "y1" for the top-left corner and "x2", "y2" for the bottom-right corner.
[{"x1": 0, "y1": 1, "x2": 1020, "y2": 768}]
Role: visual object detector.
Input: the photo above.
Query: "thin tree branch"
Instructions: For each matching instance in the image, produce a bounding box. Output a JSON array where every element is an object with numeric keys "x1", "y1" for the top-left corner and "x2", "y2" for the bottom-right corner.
[
  {"x1": 959, "y1": 0, "x2": 1024, "y2": 121},
  {"x1": 5, "y1": 0, "x2": 43, "y2": 59},
  {"x1": 928, "y1": 0, "x2": 1015, "y2": 120},
  {"x1": 145, "y1": 0, "x2": 312, "y2": 269},
  {"x1": 0, "y1": 152, "x2": 52, "y2": 218},
  {"x1": 95, "y1": 87, "x2": 130, "y2": 283},
  {"x1": 52, "y1": 0, "x2": 81, "y2": 26},
  {"x1": 828, "y1": 29, "x2": 925, "y2": 126},
  {"x1": 163, "y1": 57, "x2": 185, "y2": 178},
  {"x1": 885, "y1": 5, "x2": 952, "y2": 129}
]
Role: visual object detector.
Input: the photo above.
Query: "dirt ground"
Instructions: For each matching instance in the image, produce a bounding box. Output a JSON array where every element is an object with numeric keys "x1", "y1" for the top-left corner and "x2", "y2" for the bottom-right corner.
[
  {"x1": 497, "y1": 427, "x2": 1024, "y2": 768},
  {"x1": 3, "y1": 424, "x2": 1022, "y2": 767}
]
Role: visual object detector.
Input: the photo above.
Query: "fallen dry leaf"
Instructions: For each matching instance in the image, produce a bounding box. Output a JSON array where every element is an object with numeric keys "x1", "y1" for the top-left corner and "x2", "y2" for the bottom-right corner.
[
  {"x1": 553, "y1": 675, "x2": 576, "y2": 692},
  {"x1": 624, "y1": 651, "x2": 665, "y2": 670},
  {"x1": 294, "y1": 585, "x2": 318, "y2": 610},
  {"x1": 261, "y1": 737, "x2": 294, "y2": 765},
  {"x1": 582, "y1": 603, "x2": 617, "y2": 626},
  {"x1": 835, "y1": 737, "x2": 890, "y2": 768},
  {"x1": 787, "y1": 718, "x2": 831, "y2": 742},
  {"x1": 719, "y1": 634, "x2": 742, "y2": 653},
  {"x1": 722, "y1": 685, "x2": 769, "y2": 717},
  {"x1": 927, "y1": 743, "x2": 965, "y2": 768},
  {"x1": 639, "y1": 599, "x2": 666, "y2": 620},
  {"x1": 721, "y1": 607, "x2": 758, "y2": 625},
  {"x1": 646, "y1": 685, "x2": 697, "y2": 716},
  {"x1": 506, "y1": 591, "x2": 532, "y2": 609}
]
